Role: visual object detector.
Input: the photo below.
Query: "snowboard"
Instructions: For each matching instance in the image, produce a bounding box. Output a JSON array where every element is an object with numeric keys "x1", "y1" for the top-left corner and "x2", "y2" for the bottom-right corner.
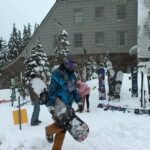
[
  {"x1": 134, "y1": 108, "x2": 150, "y2": 115},
  {"x1": 129, "y1": 66, "x2": 138, "y2": 97},
  {"x1": 114, "y1": 71, "x2": 124, "y2": 99},
  {"x1": 98, "y1": 66, "x2": 106, "y2": 100},
  {"x1": 53, "y1": 98, "x2": 89, "y2": 142},
  {"x1": 140, "y1": 71, "x2": 144, "y2": 108},
  {"x1": 107, "y1": 69, "x2": 116, "y2": 101},
  {"x1": 147, "y1": 68, "x2": 150, "y2": 103},
  {"x1": 97, "y1": 103, "x2": 150, "y2": 115}
]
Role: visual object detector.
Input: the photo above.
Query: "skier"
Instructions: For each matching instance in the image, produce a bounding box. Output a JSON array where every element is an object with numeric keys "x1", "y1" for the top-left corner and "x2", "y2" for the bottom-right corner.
[
  {"x1": 45, "y1": 54, "x2": 83, "y2": 150},
  {"x1": 76, "y1": 80, "x2": 91, "y2": 112}
]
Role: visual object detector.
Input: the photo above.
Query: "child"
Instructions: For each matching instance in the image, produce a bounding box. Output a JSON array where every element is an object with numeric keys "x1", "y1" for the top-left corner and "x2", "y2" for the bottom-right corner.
[{"x1": 77, "y1": 80, "x2": 91, "y2": 112}]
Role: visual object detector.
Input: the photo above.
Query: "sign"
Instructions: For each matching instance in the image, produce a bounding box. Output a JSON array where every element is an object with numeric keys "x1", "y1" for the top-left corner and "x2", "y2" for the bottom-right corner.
[{"x1": 13, "y1": 109, "x2": 28, "y2": 125}]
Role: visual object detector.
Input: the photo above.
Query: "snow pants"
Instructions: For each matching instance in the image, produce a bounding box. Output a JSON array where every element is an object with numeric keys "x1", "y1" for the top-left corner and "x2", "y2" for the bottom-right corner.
[
  {"x1": 82, "y1": 94, "x2": 90, "y2": 110},
  {"x1": 45, "y1": 123, "x2": 66, "y2": 150}
]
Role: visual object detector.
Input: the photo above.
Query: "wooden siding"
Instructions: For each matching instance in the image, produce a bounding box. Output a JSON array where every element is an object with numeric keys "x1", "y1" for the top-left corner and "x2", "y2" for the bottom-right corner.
[{"x1": 22, "y1": 0, "x2": 137, "y2": 56}]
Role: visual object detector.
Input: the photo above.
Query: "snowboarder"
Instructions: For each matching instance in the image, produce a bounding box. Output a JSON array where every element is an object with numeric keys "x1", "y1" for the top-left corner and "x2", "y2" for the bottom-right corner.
[
  {"x1": 76, "y1": 80, "x2": 91, "y2": 112},
  {"x1": 45, "y1": 54, "x2": 83, "y2": 150},
  {"x1": 27, "y1": 74, "x2": 47, "y2": 126}
]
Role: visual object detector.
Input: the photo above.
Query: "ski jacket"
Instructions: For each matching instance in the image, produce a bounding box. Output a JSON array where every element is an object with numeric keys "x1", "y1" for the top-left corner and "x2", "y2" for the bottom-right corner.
[
  {"x1": 77, "y1": 80, "x2": 91, "y2": 98},
  {"x1": 46, "y1": 64, "x2": 81, "y2": 107}
]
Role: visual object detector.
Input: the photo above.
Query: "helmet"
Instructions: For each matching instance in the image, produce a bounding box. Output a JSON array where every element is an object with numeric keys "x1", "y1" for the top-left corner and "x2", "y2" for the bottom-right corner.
[{"x1": 64, "y1": 54, "x2": 77, "y2": 71}]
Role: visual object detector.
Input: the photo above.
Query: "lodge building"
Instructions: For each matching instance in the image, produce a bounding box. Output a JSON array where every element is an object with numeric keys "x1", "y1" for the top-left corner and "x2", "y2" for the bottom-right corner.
[{"x1": 0, "y1": 0, "x2": 137, "y2": 88}]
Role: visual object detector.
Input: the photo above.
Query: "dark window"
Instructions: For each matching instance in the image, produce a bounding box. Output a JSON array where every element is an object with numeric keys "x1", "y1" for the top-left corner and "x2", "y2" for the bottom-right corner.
[
  {"x1": 95, "y1": 7, "x2": 104, "y2": 18},
  {"x1": 117, "y1": 31, "x2": 126, "y2": 47},
  {"x1": 95, "y1": 32, "x2": 104, "y2": 44},
  {"x1": 74, "y1": 33, "x2": 83, "y2": 47},
  {"x1": 53, "y1": 35, "x2": 57, "y2": 49},
  {"x1": 74, "y1": 9, "x2": 83, "y2": 24},
  {"x1": 117, "y1": 5, "x2": 126, "y2": 19}
]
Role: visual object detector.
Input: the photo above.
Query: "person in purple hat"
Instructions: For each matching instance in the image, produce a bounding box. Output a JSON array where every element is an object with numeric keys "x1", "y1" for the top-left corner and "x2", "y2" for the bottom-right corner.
[{"x1": 45, "y1": 53, "x2": 83, "y2": 150}]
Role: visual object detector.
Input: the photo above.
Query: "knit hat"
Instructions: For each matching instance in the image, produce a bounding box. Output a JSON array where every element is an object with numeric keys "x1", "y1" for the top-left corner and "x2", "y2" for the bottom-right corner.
[{"x1": 64, "y1": 54, "x2": 77, "y2": 70}]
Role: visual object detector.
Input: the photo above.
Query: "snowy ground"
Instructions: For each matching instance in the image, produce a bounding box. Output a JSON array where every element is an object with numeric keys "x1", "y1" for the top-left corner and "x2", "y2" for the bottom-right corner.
[{"x1": 0, "y1": 73, "x2": 150, "y2": 150}]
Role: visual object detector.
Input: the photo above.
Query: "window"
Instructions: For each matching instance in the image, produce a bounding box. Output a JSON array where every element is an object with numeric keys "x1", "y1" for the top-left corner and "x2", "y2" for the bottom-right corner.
[
  {"x1": 53, "y1": 35, "x2": 57, "y2": 49},
  {"x1": 95, "y1": 7, "x2": 104, "y2": 18},
  {"x1": 117, "y1": 5, "x2": 126, "y2": 19},
  {"x1": 74, "y1": 33, "x2": 83, "y2": 47},
  {"x1": 95, "y1": 32, "x2": 105, "y2": 44},
  {"x1": 74, "y1": 9, "x2": 83, "y2": 24},
  {"x1": 117, "y1": 31, "x2": 126, "y2": 47}
]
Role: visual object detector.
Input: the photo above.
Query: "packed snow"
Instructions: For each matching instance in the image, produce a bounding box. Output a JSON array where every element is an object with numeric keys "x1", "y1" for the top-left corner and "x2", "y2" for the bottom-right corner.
[{"x1": 0, "y1": 73, "x2": 150, "y2": 150}]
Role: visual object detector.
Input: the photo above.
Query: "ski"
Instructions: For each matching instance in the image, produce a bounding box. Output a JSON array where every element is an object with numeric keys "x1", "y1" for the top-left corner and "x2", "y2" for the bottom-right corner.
[
  {"x1": 16, "y1": 101, "x2": 30, "y2": 108},
  {"x1": 0, "y1": 100, "x2": 10, "y2": 104},
  {"x1": 97, "y1": 103, "x2": 150, "y2": 115}
]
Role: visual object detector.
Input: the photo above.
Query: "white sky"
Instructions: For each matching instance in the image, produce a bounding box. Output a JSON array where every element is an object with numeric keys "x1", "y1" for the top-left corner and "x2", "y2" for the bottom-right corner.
[
  {"x1": 0, "y1": 0, "x2": 147, "y2": 42},
  {"x1": 0, "y1": 0, "x2": 55, "y2": 41}
]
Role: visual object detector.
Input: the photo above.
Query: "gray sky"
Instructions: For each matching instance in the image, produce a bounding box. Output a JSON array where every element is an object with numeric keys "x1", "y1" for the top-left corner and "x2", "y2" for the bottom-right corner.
[{"x1": 0, "y1": 0, "x2": 55, "y2": 41}]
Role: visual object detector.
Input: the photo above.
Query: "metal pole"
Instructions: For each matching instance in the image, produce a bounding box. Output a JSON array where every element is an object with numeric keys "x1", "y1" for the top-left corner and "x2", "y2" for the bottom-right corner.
[{"x1": 18, "y1": 96, "x2": 22, "y2": 130}]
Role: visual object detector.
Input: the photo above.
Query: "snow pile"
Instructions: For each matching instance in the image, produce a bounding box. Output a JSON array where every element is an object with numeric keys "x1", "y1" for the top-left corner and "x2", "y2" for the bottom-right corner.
[{"x1": 0, "y1": 73, "x2": 150, "y2": 150}]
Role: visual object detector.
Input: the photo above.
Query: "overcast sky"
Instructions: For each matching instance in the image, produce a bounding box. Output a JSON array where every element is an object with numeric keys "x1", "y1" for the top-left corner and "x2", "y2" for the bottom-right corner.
[
  {"x1": 0, "y1": 0, "x2": 148, "y2": 42},
  {"x1": 0, "y1": 0, "x2": 55, "y2": 41}
]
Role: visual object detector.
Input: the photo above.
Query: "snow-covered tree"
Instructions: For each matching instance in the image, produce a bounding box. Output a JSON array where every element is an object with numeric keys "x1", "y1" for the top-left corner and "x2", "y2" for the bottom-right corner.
[
  {"x1": 0, "y1": 37, "x2": 8, "y2": 66},
  {"x1": 54, "y1": 29, "x2": 70, "y2": 63},
  {"x1": 22, "y1": 24, "x2": 31, "y2": 49},
  {"x1": 34, "y1": 22, "x2": 39, "y2": 32},
  {"x1": 17, "y1": 30, "x2": 22, "y2": 54},
  {"x1": 7, "y1": 23, "x2": 20, "y2": 61},
  {"x1": 24, "y1": 42, "x2": 51, "y2": 84},
  {"x1": 86, "y1": 56, "x2": 98, "y2": 80},
  {"x1": 50, "y1": 28, "x2": 71, "y2": 72}
]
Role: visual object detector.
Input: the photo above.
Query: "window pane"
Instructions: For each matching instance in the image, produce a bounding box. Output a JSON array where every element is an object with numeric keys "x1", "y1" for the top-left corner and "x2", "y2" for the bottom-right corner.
[
  {"x1": 95, "y1": 32, "x2": 104, "y2": 44},
  {"x1": 74, "y1": 9, "x2": 83, "y2": 23},
  {"x1": 74, "y1": 33, "x2": 82, "y2": 47},
  {"x1": 95, "y1": 7, "x2": 104, "y2": 18},
  {"x1": 117, "y1": 5, "x2": 126, "y2": 19},
  {"x1": 53, "y1": 35, "x2": 57, "y2": 49},
  {"x1": 117, "y1": 31, "x2": 126, "y2": 46}
]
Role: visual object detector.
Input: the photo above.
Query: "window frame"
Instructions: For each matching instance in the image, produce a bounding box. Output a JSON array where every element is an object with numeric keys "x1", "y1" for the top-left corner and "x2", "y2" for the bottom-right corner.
[
  {"x1": 95, "y1": 32, "x2": 105, "y2": 45},
  {"x1": 73, "y1": 33, "x2": 83, "y2": 48},
  {"x1": 117, "y1": 31, "x2": 127, "y2": 47},
  {"x1": 74, "y1": 8, "x2": 83, "y2": 24},
  {"x1": 95, "y1": 6, "x2": 104, "y2": 19},
  {"x1": 117, "y1": 5, "x2": 126, "y2": 20}
]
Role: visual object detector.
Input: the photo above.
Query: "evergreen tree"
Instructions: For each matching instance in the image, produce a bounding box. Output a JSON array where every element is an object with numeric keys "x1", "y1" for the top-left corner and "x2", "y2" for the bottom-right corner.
[
  {"x1": 7, "y1": 23, "x2": 20, "y2": 61},
  {"x1": 22, "y1": 23, "x2": 31, "y2": 49},
  {"x1": 24, "y1": 42, "x2": 51, "y2": 84},
  {"x1": 27, "y1": 23, "x2": 32, "y2": 38},
  {"x1": 17, "y1": 30, "x2": 22, "y2": 54},
  {"x1": 54, "y1": 29, "x2": 70, "y2": 63},
  {"x1": 0, "y1": 37, "x2": 8, "y2": 66},
  {"x1": 34, "y1": 22, "x2": 39, "y2": 32},
  {"x1": 51, "y1": 28, "x2": 71, "y2": 72},
  {"x1": 86, "y1": 56, "x2": 98, "y2": 80}
]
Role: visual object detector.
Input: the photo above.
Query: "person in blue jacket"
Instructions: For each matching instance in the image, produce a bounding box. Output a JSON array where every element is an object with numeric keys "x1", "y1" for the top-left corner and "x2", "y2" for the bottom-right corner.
[{"x1": 45, "y1": 54, "x2": 83, "y2": 150}]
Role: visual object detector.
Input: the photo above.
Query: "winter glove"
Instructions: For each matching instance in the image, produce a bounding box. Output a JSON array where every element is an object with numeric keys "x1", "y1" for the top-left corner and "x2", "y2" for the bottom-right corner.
[
  {"x1": 78, "y1": 102, "x2": 83, "y2": 113},
  {"x1": 47, "y1": 106, "x2": 55, "y2": 115}
]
